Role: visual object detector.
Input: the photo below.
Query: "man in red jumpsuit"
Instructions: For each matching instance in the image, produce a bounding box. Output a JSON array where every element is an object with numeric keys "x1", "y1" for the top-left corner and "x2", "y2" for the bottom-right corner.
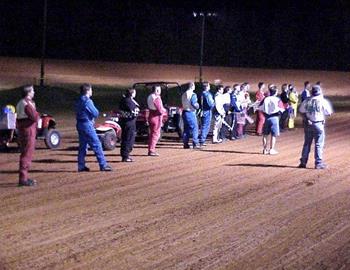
[
  {"x1": 16, "y1": 85, "x2": 40, "y2": 187},
  {"x1": 147, "y1": 85, "x2": 166, "y2": 156}
]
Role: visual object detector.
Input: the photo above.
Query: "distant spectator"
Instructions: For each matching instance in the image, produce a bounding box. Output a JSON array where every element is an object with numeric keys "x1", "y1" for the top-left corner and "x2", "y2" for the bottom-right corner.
[
  {"x1": 300, "y1": 81, "x2": 311, "y2": 102},
  {"x1": 279, "y1": 83, "x2": 289, "y2": 132},
  {"x1": 287, "y1": 84, "x2": 298, "y2": 129},
  {"x1": 212, "y1": 85, "x2": 225, "y2": 143},
  {"x1": 255, "y1": 82, "x2": 266, "y2": 136}
]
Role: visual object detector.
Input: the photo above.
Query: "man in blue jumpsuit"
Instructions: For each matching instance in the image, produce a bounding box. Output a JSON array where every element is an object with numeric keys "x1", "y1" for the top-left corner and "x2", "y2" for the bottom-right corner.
[
  {"x1": 199, "y1": 82, "x2": 214, "y2": 146},
  {"x1": 298, "y1": 85, "x2": 333, "y2": 169},
  {"x1": 181, "y1": 82, "x2": 200, "y2": 149},
  {"x1": 75, "y1": 84, "x2": 112, "y2": 172}
]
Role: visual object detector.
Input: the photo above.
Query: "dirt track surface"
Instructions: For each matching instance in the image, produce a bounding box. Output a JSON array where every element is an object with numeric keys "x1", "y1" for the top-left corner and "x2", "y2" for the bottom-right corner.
[
  {"x1": 1, "y1": 57, "x2": 350, "y2": 269},
  {"x1": 0, "y1": 112, "x2": 349, "y2": 270}
]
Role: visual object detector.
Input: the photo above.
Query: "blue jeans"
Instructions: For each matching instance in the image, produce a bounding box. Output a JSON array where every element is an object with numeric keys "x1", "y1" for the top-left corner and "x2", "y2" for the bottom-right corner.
[
  {"x1": 199, "y1": 110, "x2": 212, "y2": 144},
  {"x1": 300, "y1": 122, "x2": 325, "y2": 166},
  {"x1": 182, "y1": 111, "x2": 199, "y2": 146},
  {"x1": 76, "y1": 121, "x2": 107, "y2": 170}
]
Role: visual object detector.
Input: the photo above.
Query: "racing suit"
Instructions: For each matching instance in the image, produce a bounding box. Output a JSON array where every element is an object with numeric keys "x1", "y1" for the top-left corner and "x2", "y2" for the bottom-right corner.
[{"x1": 181, "y1": 90, "x2": 200, "y2": 147}]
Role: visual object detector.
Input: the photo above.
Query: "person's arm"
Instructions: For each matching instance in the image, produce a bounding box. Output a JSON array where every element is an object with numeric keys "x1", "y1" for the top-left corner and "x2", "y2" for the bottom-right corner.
[
  {"x1": 154, "y1": 96, "x2": 166, "y2": 114},
  {"x1": 206, "y1": 92, "x2": 215, "y2": 109},
  {"x1": 86, "y1": 99, "x2": 99, "y2": 119},
  {"x1": 190, "y1": 93, "x2": 199, "y2": 110},
  {"x1": 24, "y1": 103, "x2": 40, "y2": 122}
]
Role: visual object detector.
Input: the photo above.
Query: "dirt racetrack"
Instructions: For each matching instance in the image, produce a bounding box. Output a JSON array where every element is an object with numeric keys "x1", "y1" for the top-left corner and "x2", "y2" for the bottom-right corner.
[{"x1": 0, "y1": 58, "x2": 350, "y2": 270}]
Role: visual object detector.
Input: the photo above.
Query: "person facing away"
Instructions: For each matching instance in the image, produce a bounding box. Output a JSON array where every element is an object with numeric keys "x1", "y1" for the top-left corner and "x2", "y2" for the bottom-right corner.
[
  {"x1": 259, "y1": 84, "x2": 285, "y2": 155},
  {"x1": 75, "y1": 83, "x2": 112, "y2": 172},
  {"x1": 119, "y1": 88, "x2": 139, "y2": 162},
  {"x1": 16, "y1": 85, "x2": 40, "y2": 186},
  {"x1": 229, "y1": 84, "x2": 242, "y2": 140},
  {"x1": 147, "y1": 85, "x2": 166, "y2": 156},
  {"x1": 198, "y1": 82, "x2": 214, "y2": 146},
  {"x1": 298, "y1": 85, "x2": 333, "y2": 169},
  {"x1": 181, "y1": 82, "x2": 200, "y2": 149}
]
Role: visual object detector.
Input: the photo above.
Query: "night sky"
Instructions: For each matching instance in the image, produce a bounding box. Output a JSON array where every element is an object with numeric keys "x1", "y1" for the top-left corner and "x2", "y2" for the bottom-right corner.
[{"x1": 1, "y1": 0, "x2": 350, "y2": 71}]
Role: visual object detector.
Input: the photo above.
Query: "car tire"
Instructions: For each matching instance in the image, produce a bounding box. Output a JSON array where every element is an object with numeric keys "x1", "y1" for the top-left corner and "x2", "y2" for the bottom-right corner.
[
  {"x1": 44, "y1": 129, "x2": 61, "y2": 149},
  {"x1": 102, "y1": 131, "x2": 117, "y2": 151}
]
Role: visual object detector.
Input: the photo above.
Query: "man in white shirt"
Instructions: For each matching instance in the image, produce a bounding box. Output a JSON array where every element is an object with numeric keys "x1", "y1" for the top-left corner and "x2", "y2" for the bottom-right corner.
[
  {"x1": 259, "y1": 85, "x2": 284, "y2": 155},
  {"x1": 212, "y1": 85, "x2": 225, "y2": 143},
  {"x1": 298, "y1": 85, "x2": 333, "y2": 169}
]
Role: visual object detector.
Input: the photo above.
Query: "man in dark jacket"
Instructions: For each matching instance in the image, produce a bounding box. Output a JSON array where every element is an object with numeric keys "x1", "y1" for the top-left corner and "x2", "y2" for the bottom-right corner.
[
  {"x1": 75, "y1": 84, "x2": 112, "y2": 172},
  {"x1": 119, "y1": 88, "x2": 139, "y2": 162},
  {"x1": 16, "y1": 85, "x2": 40, "y2": 186},
  {"x1": 199, "y1": 82, "x2": 214, "y2": 146}
]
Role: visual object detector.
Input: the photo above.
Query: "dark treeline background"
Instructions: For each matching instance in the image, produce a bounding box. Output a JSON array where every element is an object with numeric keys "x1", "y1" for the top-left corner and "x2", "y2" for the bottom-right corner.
[{"x1": 1, "y1": 1, "x2": 350, "y2": 71}]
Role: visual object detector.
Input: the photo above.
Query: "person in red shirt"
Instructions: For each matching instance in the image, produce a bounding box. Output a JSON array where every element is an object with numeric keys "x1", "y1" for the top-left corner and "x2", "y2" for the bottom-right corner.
[
  {"x1": 147, "y1": 85, "x2": 166, "y2": 156},
  {"x1": 255, "y1": 82, "x2": 266, "y2": 136},
  {"x1": 16, "y1": 85, "x2": 40, "y2": 186}
]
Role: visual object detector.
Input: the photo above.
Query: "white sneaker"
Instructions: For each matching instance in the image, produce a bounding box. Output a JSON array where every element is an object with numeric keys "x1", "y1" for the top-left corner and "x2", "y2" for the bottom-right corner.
[
  {"x1": 213, "y1": 139, "x2": 223, "y2": 144},
  {"x1": 269, "y1": 149, "x2": 279, "y2": 155},
  {"x1": 263, "y1": 148, "x2": 269, "y2": 155}
]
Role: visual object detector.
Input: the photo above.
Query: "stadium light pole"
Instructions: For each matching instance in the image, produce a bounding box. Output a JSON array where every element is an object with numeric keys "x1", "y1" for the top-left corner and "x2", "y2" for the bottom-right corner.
[
  {"x1": 40, "y1": 0, "x2": 48, "y2": 88},
  {"x1": 193, "y1": 12, "x2": 217, "y2": 83}
]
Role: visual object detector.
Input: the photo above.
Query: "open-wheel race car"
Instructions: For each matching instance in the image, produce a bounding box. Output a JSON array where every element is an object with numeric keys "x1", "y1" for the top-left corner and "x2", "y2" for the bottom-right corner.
[
  {"x1": 132, "y1": 81, "x2": 184, "y2": 139},
  {"x1": 0, "y1": 110, "x2": 61, "y2": 150}
]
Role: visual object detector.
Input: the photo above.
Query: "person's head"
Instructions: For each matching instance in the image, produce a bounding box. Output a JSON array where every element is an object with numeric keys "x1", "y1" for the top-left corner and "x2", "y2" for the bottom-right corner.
[
  {"x1": 311, "y1": 85, "x2": 322, "y2": 96},
  {"x1": 152, "y1": 85, "x2": 162, "y2": 95},
  {"x1": 21, "y1": 85, "x2": 35, "y2": 99},
  {"x1": 217, "y1": 85, "x2": 224, "y2": 94},
  {"x1": 316, "y1": 81, "x2": 322, "y2": 86},
  {"x1": 224, "y1": 86, "x2": 232, "y2": 94},
  {"x1": 241, "y1": 82, "x2": 249, "y2": 92},
  {"x1": 232, "y1": 84, "x2": 240, "y2": 94},
  {"x1": 268, "y1": 84, "x2": 278, "y2": 96},
  {"x1": 258, "y1": 82, "x2": 265, "y2": 91},
  {"x1": 125, "y1": 88, "x2": 136, "y2": 98},
  {"x1": 186, "y1": 82, "x2": 195, "y2": 91},
  {"x1": 202, "y1": 81, "x2": 210, "y2": 91},
  {"x1": 304, "y1": 81, "x2": 310, "y2": 89},
  {"x1": 80, "y1": 83, "x2": 92, "y2": 97},
  {"x1": 281, "y1": 83, "x2": 288, "y2": 92}
]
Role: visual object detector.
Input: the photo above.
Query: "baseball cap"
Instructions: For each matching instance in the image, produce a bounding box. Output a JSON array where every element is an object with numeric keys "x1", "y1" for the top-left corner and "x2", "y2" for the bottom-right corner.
[{"x1": 311, "y1": 85, "x2": 322, "y2": 96}]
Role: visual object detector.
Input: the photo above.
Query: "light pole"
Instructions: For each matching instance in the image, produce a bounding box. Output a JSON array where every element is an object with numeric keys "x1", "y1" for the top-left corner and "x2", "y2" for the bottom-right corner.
[
  {"x1": 193, "y1": 12, "x2": 217, "y2": 83},
  {"x1": 40, "y1": 0, "x2": 47, "y2": 88}
]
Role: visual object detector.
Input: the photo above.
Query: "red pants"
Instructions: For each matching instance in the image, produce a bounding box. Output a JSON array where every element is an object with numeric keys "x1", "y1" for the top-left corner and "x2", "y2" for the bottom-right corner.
[
  {"x1": 148, "y1": 114, "x2": 162, "y2": 153},
  {"x1": 256, "y1": 110, "x2": 265, "y2": 135},
  {"x1": 18, "y1": 126, "x2": 36, "y2": 182}
]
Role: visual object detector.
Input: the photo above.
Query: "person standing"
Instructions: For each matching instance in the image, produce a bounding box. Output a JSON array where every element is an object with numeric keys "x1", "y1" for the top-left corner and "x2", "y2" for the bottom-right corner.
[
  {"x1": 147, "y1": 85, "x2": 166, "y2": 156},
  {"x1": 198, "y1": 82, "x2": 214, "y2": 146},
  {"x1": 255, "y1": 82, "x2": 266, "y2": 136},
  {"x1": 259, "y1": 85, "x2": 284, "y2": 155},
  {"x1": 16, "y1": 85, "x2": 40, "y2": 186},
  {"x1": 287, "y1": 84, "x2": 299, "y2": 129},
  {"x1": 75, "y1": 84, "x2": 112, "y2": 172},
  {"x1": 279, "y1": 83, "x2": 290, "y2": 132},
  {"x1": 229, "y1": 84, "x2": 242, "y2": 140},
  {"x1": 119, "y1": 88, "x2": 139, "y2": 162},
  {"x1": 298, "y1": 85, "x2": 333, "y2": 169},
  {"x1": 212, "y1": 85, "x2": 225, "y2": 143},
  {"x1": 181, "y1": 82, "x2": 200, "y2": 149},
  {"x1": 300, "y1": 81, "x2": 311, "y2": 102}
]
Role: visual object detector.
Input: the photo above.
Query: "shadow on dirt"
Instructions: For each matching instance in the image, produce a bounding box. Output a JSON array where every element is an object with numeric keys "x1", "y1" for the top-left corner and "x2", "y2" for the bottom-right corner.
[
  {"x1": 226, "y1": 163, "x2": 303, "y2": 169},
  {"x1": 0, "y1": 169, "x2": 77, "y2": 174},
  {"x1": 202, "y1": 149, "x2": 261, "y2": 155},
  {"x1": 0, "y1": 182, "x2": 18, "y2": 188},
  {"x1": 33, "y1": 159, "x2": 76, "y2": 164}
]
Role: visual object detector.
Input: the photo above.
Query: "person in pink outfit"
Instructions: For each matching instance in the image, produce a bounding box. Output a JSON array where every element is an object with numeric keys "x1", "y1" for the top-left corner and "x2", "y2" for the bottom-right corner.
[
  {"x1": 16, "y1": 85, "x2": 40, "y2": 187},
  {"x1": 147, "y1": 85, "x2": 166, "y2": 156},
  {"x1": 255, "y1": 82, "x2": 266, "y2": 136}
]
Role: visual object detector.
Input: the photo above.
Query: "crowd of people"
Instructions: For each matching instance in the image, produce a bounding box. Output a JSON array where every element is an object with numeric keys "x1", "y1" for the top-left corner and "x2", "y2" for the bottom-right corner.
[{"x1": 10, "y1": 80, "x2": 333, "y2": 187}]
